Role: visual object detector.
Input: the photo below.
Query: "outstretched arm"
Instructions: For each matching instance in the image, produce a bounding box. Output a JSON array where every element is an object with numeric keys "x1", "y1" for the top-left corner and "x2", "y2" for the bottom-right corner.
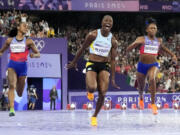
[
  {"x1": 126, "y1": 36, "x2": 144, "y2": 52},
  {"x1": 0, "y1": 38, "x2": 13, "y2": 56},
  {"x1": 27, "y1": 39, "x2": 40, "y2": 58},
  {"x1": 66, "y1": 31, "x2": 97, "y2": 69},
  {"x1": 159, "y1": 38, "x2": 177, "y2": 63},
  {"x1": 111, "y1": 37, "x2": 120, "y2": 89}
]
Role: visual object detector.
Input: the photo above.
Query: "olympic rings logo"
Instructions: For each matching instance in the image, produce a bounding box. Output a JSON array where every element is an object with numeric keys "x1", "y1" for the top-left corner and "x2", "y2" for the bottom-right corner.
[
  {"x1": 34, "y1": 40, "x2": 45, "y2": 51},
  {"x1": 172, "y1": 95, "x2": 180, "y2": 101},
  {"x1": 95, "y1": 96, "x2": 112, "y2": 102}
]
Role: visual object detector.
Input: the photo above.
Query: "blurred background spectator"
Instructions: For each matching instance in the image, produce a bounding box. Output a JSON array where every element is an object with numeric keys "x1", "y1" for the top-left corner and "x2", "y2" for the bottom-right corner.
[
  {"x1": 0, "y1": 84, "x2": 9, "y2": 111},
  {"x1": 28, "y1": 84, "x2": 38, "y2": 110},
  {"x1": 49, "y1": 86, "x2": 58, "y2": 110},
  {"x1": 47, "y1": 27, "x2": 55, "y2": 37}
]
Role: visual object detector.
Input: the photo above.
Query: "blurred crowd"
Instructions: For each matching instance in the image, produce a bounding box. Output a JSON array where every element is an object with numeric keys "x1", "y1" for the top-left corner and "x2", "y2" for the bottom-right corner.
[
  {"x1": 0, "y1": 10, "x2": 179, "y2": 93},
  {"x1": 0, "y1": 10, "x2": 55, "y2": 38}
]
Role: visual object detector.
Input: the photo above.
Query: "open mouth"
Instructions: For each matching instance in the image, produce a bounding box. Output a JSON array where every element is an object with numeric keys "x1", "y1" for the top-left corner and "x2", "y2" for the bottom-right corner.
[{"x1": 105, "y1": 24, "x2": 111, "y2": 30}]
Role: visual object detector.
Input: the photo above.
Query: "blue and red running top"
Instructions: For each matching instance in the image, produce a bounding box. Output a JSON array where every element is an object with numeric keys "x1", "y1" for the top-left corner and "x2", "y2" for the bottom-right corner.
[
  {"x1": 9, "y1": 37, "x2": 29, "y2": 62},
  {"x1": 140, "y1": 36, "x2": 160, "y2": 56}
]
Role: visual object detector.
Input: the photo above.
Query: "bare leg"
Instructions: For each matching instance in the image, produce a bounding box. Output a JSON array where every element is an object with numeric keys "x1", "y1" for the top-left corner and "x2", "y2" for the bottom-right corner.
[
  {"x1": 93, "y1": 71, "x2": 110, "y2": 117},
  {"x1": 29, "y1": 103, "x2": 32, "y2": 109},
  {"x1": 86, "y1": 71, "x2": 97, "y2": 93},
  {"x1": 147, "y1": 67, "x2": 159, "y2": 104},
  {"x1": 16, "y1": 76, "x2": 27, "y2": 97},
  {"x1": 7, "y1": 68, "x2": 17, "y2": 110},
  {"x1": 147, "y1": 66, "x2": 159, "y2": 115},
  {"x1": 32, "y1": 103, "x2": 35, "y2": 110},
  {"x1": 136, "y1": 72, "x2": 146, "y2": 100},
  {"x1": 86, "y1": 71, "x2": 98, "y2": 101}
]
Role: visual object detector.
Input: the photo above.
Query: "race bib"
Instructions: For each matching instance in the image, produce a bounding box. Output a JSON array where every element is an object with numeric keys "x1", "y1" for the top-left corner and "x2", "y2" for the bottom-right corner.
[
  {"x1": 93, "y1": 46, "x2": 110, "y2": 56},
  {"x1": 144, "y1": 44, "x2": 159, "y2": 54},
  {"x1": 93, "y1": 43, "x2": 111, "y2": 57},
  {"x1": 10, "y1": 43, "x2": 26, "y2": 53}
]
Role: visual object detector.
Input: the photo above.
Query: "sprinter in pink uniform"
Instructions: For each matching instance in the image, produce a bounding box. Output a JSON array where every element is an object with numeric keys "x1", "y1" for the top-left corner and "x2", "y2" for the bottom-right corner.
[{"x1": 0, "y1": 20, "x2": 40, "y2": 116}]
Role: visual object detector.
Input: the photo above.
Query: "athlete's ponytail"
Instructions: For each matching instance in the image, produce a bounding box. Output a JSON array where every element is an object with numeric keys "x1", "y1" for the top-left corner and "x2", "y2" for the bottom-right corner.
[{"x1": 145, "y1": 17, "x2": 157, "y2": 28}]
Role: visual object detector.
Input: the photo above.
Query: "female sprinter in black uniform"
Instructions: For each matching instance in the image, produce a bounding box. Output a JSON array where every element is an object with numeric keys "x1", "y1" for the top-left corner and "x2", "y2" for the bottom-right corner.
[
  {"x1": 0, "y1": 19, "x2": 40, "y2": 116},
  {"x1": 126, "y1": 18, "x2": 177, "y2": 115},
  {"x1": 67, "y1": 15, "x2": 119, "y2": 126}
]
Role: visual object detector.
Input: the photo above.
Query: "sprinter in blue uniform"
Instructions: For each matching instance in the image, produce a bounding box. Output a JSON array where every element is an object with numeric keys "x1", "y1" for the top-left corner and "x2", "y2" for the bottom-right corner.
[
  {"x1": 0, "y1": 19, "x2": 40, "y2": 116},
  {"x1": 127, "y1": 18, "x2": 177, "y2": 115}
]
